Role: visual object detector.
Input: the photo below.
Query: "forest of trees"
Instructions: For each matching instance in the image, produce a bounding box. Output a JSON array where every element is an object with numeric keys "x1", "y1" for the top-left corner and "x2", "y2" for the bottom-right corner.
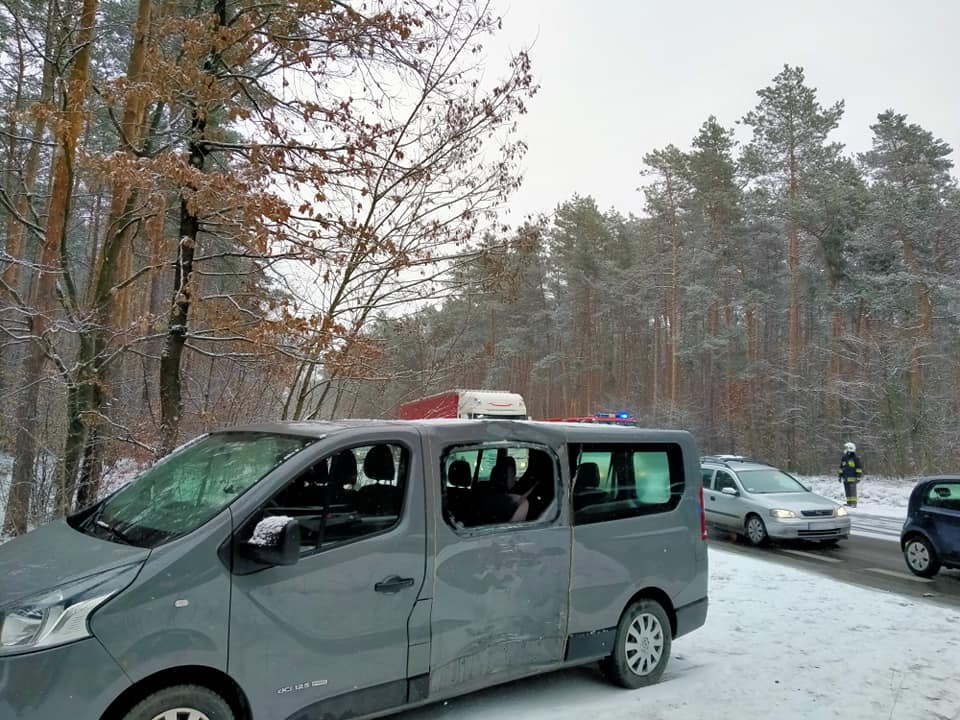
[
  {"x1": 346, "y1": 67, "x2": 960, "y2": 479},
  {"x1": 0, "y1": 0, "x2": 957, "y2": 537}
]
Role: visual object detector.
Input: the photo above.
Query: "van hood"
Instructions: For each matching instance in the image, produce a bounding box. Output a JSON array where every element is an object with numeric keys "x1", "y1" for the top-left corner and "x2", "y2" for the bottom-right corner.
[{"x1": 0, "y1": 520, "x2": 149, "y2": 607}]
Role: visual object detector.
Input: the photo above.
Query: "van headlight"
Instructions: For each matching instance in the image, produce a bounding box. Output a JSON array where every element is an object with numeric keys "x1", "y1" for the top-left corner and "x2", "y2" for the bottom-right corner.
[
  {"x1": 0, "y1": 563, "x2": 140, "y2": 656},
  {"x1": 769, "y1": 509, "x2": 797, "y2": 519},
  {"x1": 835, "y1": 506, "x2": 849, "y2": 517}
]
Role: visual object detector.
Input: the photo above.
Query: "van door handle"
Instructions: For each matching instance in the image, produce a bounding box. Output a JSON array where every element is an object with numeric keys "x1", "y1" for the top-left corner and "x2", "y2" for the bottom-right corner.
[{"x1": 375, "y1": 575, "x2": 415, "y2": 593}]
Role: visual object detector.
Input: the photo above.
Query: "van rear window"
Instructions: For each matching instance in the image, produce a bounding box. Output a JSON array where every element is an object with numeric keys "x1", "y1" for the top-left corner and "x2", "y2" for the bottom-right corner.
[{"x1": 570, "y1": 443, "x2": 684, "y2": 525}]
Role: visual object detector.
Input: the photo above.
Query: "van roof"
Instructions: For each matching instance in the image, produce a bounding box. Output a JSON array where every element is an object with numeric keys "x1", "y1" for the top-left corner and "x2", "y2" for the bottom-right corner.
[{"x1": 216, "y1": 418, "x2": 692, "y2": 444}]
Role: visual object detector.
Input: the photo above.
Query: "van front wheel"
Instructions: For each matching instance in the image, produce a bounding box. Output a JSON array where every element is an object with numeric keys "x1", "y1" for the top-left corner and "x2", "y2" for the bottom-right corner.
[
  {"x1": 123, "y1": 685, "x2": 234, "y2": 720},
  {"x1": 600, "y1": 599, "x2": 672, "y2": 689}
]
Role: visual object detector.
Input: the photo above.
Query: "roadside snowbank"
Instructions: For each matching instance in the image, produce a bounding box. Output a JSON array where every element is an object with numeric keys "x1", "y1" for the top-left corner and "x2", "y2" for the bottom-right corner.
[{"x1": 799, "y1": 474, "x2": 913, "y2": 520}]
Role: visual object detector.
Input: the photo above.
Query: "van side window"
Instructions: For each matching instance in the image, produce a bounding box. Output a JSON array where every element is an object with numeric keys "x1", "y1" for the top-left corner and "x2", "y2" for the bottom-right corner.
[
  {"x1": 264, "y1": 443, "x2": 408, "y2": 555},
  {"x1": 571, "y1": 443, "x2": 684, "y2": 525},
  {"x1": 442, "y1": 445, "x2": 558, "y2": 530}
]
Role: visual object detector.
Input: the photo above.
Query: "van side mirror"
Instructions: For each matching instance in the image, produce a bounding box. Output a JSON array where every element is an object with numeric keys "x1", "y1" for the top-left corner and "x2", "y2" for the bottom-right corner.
[
  {"x1": 721, "y1": 486, "x2": 739, "y2": 497},
  {"x1": 241, "y1": 516, "x2": 301, "y2": 566}
]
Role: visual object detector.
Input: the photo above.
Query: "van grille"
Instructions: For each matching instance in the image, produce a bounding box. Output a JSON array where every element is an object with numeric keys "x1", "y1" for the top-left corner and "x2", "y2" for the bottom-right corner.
[{"x1": 801, "y1": 509, "x2": 834, "y2": 517}]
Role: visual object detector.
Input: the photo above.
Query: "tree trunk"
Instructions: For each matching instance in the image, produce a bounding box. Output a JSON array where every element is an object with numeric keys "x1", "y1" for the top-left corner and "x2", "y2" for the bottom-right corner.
[
  {"x1": 60, "y1": 0, "x2": 157, "y2": 504},
  {"x1": 158, "y1": 0, "x2": 226, "y2": 454},
  {"x1": 2, "y1": 0, "x2": 99, "y2": 534},
  {"x1": 899, "y1": 230, "x2": 931, "y2": 405},
  {"x1": 786, "y1": 135, "x2": 801, "y2": 378},
  {"x1": 1, "y1": 30, "x2": 26, "y2": 246},
  {"x1": 3, "y1": 375, "x2": 42, "y2": 535},
  {"x1": 0, "y1": 6, "x2": 59, "y2": 426},
  {"x1": 74, "y1": 423, "x2": 103, "y2": 509},
  {"x1": 651, "y1": 315, "x2": 660, "y2": 416},
  {"x1": 669, "y1": 236, "x2": 680, "y2": 414},
  {"x1": 827, "y1": 277, "x2": 844, "y2": 422},
  {"x1": 159, "y1": 193, "x2": 200, "y2": 454},
  {"x1": 1, "y1": 4, "x2": 57, "y2": 297}
]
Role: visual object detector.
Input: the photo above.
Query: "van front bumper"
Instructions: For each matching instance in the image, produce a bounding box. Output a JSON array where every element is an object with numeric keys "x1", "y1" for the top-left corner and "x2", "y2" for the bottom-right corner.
[{"x1": 0, "y1": 637, "x2": 130, "y2": 720}]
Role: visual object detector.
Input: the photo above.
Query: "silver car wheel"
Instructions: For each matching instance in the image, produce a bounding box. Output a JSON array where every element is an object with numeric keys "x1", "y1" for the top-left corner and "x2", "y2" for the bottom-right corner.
[
  {"x1": 624, "y1": 612, "x2": 665, "y2": 676},
  {"x1": 151, "y1": 709, "x2": 211, "y2": 720},
  {"x1": 746, "y1": 516, "x2": 767, "y2": 545},
  {"x1": 906, "y1": 539, "x2": 930, "y2": 571}
]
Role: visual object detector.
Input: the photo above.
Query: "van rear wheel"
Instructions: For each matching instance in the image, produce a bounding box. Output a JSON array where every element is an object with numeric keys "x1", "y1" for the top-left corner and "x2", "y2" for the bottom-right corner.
[
  {"x1": 600, "y1": 599, "x2": 672, "y2": 689},
  {"x1": 123, "y1": 685, "x2": 234, "y2": 720}
]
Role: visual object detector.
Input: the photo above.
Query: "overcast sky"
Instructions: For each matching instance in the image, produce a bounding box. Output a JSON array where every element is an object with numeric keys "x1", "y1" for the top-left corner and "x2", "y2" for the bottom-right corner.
[{"x1": 488, "y1": 0, "x2": 960, "y2": 222}]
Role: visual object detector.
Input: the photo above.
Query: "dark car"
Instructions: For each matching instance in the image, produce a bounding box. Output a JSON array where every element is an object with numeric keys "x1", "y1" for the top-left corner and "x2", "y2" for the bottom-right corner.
[{"x1": 900, "y1": 477, "x2": 960, "y2": 577}]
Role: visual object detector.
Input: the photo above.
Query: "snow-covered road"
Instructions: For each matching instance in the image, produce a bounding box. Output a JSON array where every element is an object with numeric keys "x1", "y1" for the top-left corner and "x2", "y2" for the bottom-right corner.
[
  {"x1": 849, "y1": 511, "x2": 905, "y2": 541},
  {"x1": 395, "y1": 547, "x2": 960, "y2": 720}
]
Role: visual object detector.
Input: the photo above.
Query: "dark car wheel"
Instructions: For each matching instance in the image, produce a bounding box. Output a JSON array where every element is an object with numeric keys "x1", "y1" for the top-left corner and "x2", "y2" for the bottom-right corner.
[
  {"x1": 903, "y1": 535, "x2": 941, "y2": 578},
  {"x1": 123, "y1": 685, "x2": 234, "y2": 720},
  {"x1": 745, "y1": 514, "x2": 769, "y2": 546},
  {"x1": 600, "y1": 599, "x2": 672, "y2": 689}
]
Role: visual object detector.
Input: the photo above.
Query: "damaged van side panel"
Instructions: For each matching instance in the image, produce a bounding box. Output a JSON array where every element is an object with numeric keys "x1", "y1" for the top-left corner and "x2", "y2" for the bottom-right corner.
[{"x1": 423, "y1": 423, "x2": 573, "y2": 696}]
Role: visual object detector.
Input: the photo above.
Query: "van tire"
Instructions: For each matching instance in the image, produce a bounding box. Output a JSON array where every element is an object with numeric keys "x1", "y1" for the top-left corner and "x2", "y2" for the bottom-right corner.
[
  {"x1": 600, "y1": 599, "x2": 672, "y2": 689},
  {"x1": 122, "y1": 685, "x2": 234, "y2": 720}
]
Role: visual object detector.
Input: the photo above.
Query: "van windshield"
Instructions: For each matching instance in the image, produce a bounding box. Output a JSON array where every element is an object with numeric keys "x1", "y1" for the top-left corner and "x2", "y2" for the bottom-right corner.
[{"x1": 72, "y1": 432, "x2": 312, "y2": 548}]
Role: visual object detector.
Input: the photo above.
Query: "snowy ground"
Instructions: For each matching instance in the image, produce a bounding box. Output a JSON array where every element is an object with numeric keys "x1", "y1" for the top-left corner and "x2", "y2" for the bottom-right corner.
[
  {"x1": 798, "y1": 474, "x2": 913, "y2": 542},
  {"x1": 396, "y1": 547, "x2": 960, "y2": 720},
  {"x1": 799, "y1": 474, "x2": 913, "y2": 519}
]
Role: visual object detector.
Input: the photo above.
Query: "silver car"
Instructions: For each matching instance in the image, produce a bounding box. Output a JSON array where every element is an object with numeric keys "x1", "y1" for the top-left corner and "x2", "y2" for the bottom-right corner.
[{"x1": 701, "y1": 456, "x2": 851, "y2": 546}]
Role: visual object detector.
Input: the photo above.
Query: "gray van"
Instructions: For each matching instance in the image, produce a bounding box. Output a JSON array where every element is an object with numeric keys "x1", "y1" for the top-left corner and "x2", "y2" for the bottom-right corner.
[{"x1": 0, "y1": 420, "x2": 708, "y2": 720}]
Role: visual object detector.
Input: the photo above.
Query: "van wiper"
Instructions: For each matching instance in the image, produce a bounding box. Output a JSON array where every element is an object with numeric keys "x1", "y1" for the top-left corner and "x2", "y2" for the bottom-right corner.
[{"x1": 95, "y1": 518, "x2": 133, "y2": 545}]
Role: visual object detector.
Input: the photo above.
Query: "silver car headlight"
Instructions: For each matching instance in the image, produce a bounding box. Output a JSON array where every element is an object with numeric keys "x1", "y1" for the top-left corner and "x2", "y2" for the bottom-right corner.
[
  {"x1": 835, "y1": 506, "x2": 849, "y2": 517},
  {"x1": 0, "y1": 563, "x2": 141, "y2": 656},
  {"x1": 769, "y1": 509, "x2": 797, "y2": 519}
]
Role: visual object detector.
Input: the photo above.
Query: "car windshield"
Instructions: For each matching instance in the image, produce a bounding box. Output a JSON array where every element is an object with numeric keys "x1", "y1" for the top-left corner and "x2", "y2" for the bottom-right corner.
[
  {"x1": 736, "y1": 468, "x2": 807, "y2": 494},
  {"x1": 72, "y1": 432, "x2": 313, "y2": 548}
]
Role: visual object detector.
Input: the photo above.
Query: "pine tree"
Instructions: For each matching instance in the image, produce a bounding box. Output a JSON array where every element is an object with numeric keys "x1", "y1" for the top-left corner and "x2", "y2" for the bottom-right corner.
[
  {"x1": 741, "y1": 65, "x2": 845, "y2": 466},
  {"x1": 857, "y1": 110, "x2": 957, "y2": 469},
  {"x1": 742, "y1": 65, "x2": 845, "y2": 375},
  {"x1": 685, "y1": 117, "x2": 746, "y2": 449}
]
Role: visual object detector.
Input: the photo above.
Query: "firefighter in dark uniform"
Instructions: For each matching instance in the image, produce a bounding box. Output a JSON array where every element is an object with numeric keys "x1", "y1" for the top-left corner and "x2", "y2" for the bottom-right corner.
[{"x1": 838, "y1": 442, "x2": 863, "y2": 507}]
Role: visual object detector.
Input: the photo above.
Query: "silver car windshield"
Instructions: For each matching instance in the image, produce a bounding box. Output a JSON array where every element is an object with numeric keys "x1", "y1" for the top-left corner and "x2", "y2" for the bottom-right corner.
[
  {"x1": 72, "y1": 432, "x2": 313, "y2": 548},
  {"x1": 736, "y1": 468, "x2": 806, "y2": 494}
]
